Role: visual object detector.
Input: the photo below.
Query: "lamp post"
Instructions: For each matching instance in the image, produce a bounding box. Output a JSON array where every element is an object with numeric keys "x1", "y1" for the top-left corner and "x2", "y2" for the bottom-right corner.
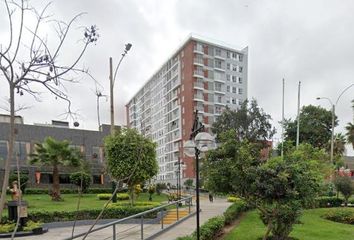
[
  {"x1": 183, "y1": 111, "x2": 216, "y2": 240},
  {"x1": 110, "y1": 43, "x2": 132, "y2": 134},
  {"x1": 109, "y1": 43, "x2": 132, "y2": 202},
  {"x1": 316, "y1": 83, "x2": 354, "y2": 165}
]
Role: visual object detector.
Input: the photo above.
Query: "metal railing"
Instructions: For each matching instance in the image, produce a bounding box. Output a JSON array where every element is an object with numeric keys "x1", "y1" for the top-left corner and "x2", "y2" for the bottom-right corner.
[{"x1": 64, "y1": 196, "x2": 193, "y2": 240}]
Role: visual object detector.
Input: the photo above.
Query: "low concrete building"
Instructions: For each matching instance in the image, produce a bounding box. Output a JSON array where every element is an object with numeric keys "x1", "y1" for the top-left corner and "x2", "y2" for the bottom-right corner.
[{"x1": 0, "y1": 114, "x2": 117, "y2": 188}]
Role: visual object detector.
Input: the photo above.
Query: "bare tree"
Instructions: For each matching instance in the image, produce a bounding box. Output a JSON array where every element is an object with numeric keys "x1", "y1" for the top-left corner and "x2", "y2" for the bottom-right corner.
[{"x1": 0, "y1": 0, "x2": 98, "y2": 221}]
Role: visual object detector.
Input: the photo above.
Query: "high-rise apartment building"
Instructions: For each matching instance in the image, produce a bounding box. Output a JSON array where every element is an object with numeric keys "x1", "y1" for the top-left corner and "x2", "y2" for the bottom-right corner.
[{"x1": 126, "y1": 35, "x2": 248, "y2": 184}]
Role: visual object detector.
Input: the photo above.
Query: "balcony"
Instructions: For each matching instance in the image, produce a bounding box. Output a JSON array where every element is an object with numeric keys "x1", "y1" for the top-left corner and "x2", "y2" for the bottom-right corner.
[
  {"x1": 193, "y1": 70, "x2": 204, "y2": 78},
  {"x1": 193, "y1": 58, "x2": 204, "y2": 66},
  {"x1": 214, "y1": 54, "x2": 226, "y2": 60},
  {"x1": 215, "y1": 86, "x2": 226, "y2": 94},
  {"x1": 214, "y1": 65, "x2": 225, "y2": 72},
  {"x1": 194, "y1": 93, "x2": 204, "y2": 102},
  {"x1": 193, "y1": 82, "x2": 204, "y2": 90},
  {"x1": 194, "y1": 46, "x2": 204, "y2": 54}
]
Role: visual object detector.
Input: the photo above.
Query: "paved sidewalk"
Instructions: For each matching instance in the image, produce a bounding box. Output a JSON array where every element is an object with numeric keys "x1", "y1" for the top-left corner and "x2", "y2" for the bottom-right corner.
[
  {"x1": 10, "y1": 197, "x2": 231, "y2": 240},
  {"x1": 154, "y1": 197, "x2": 231, "y2": 240}
]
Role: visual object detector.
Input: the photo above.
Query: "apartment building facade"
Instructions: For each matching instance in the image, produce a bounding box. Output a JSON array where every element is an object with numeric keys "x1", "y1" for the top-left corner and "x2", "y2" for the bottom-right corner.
[{"x1": 126, "y1": 35, "x2": 248, "y2": 184}]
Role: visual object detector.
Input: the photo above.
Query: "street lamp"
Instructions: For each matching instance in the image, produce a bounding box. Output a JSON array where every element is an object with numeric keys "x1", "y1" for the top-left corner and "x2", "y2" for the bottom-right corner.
[
  {"x1": 183, "y1": 110, "x2": 216, "y2": 240},
  {"x1": 174, "y1": 160, "x2": 185, "y2": 200},
  {"x1": 316, "y1": 83, "x2": 354, "y2": 165},
  {"x1": 110, "y1": 43, "x2": 132, "y2": 134}
]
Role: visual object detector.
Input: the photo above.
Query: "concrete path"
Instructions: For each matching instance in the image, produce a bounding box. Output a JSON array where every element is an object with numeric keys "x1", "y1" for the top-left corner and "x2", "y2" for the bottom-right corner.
[{"x1": 9, "y1": 197, "x2": 231, "y2": 240}]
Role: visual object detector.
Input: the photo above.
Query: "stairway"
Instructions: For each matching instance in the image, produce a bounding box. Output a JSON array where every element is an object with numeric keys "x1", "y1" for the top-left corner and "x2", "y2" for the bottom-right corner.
[{"x1": 161, "y1": 209, "x2": 189, "y2": 225}]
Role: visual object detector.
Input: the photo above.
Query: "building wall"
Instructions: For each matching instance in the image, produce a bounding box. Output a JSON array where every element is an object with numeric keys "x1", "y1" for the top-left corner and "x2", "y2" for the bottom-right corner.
[
  {"x1": 126, "y1": 35, "x2": 248, "y2": 185},
  {"x1": 0, "y1": 122, "x2": 113, "y2": 187}
]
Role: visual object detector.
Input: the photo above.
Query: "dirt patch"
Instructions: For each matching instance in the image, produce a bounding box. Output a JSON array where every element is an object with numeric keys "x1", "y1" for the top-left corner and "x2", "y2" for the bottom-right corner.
[{"x1": 216, "y1": 212, "x2": 246, "y2": 240}]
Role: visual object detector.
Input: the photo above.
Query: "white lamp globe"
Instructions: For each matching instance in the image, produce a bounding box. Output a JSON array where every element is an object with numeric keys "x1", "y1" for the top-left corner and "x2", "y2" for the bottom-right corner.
[
  {"x1": 183, "y1": 140, "x2": 196, "y2": 157},
  {"x1": 195, "y1": 132, "x2": 215, "y2": 152}
]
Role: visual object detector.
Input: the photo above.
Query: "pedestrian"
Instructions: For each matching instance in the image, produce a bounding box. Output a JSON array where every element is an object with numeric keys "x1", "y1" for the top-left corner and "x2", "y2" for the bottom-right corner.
[{"x1": 209, "y1": 192, "x2": 213, "y2": 203}]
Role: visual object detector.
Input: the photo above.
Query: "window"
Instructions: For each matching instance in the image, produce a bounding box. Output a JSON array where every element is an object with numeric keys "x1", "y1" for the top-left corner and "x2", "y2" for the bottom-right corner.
[
  {"x1": 227, "y1": 86, "x2": 230, "y2": 92},
  {"x1": 14, "y1": 141, "x2": 27, "y2": 161},
  {"x1": 217, "y1": 95, "x2": 222, "y2": 103},
  {"x1": 239, "y1": 66, "x2": 243, "y2": 73},
  {"x1": 93, "y1": 175, "x2": 103, "y2": 184},
  {"x1": 215, "y1": 59, "x2": 222, "y2": 69},
  {"x1": 239, "y1": 55, "x2": 243, "y2": 62},
  {"x1": 232, "y1": 52, "x2": 237, "y2": 59},
  {"x1": 226, "y1": 51, "x2": 230, "y2": 58},
  {"x1": 226, "y1": 74, "x2": 230, "y2": 81},
  {"x1": 226, "y1": 63, "x2": 230, "y2": 70},
  {"x1": 0, "y1": 141, "x2": 8, "y2": 162},
  {"x1": 232, "y1": 98, "x2": 237, "y2": 104},
  {"x1": 232, "y1": 76, "x2": 237, "y2": 82},
  {"x1": 232, "y1": 65, "x2": 237, "y2": 72},
  {"x1": 215, "y1": 48, "x2": 221, "y2": 56},
  {"x1": 238, "y1": 77, "x2": 243, "y2": 84},
  {"x1": 238, "y1": 88, "x2": 243, "y2": 94},
  {"x1": 232, "y1": 87, "x2": 237, "y2": 93}
]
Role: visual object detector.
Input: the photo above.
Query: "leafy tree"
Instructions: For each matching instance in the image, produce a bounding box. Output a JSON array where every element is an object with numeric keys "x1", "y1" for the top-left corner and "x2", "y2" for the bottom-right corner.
[
  {"x1": 334, "y1": 176, "x2": 354, "y2": 206},
  {"x1": 212, "y1": 99, "x2": 275, "y2": 147},
  {"x1": 155, "y1": 183, "x2": 166, "y2": 195},
  {"x1": 284, "y1": 105, "x2": 338, "y2": 149},
  {"x1": 70, "y1": 172, "x2": 91, "y2": 193},
  {"x1": 148, "y1": 185, "x2": 156, "y2": 201},
  {"x1": 105, "y1": 128, "x2": 158, "y2": 205},
  {"x1": 30, "y1": 137, "x2": 81, "y2": 201},
  {"x1": 0, "y1": 0, "x2": 98, "y2": 219},
  {"x1": 203, "y1": 142, "x2": 322, "y2": 240}
]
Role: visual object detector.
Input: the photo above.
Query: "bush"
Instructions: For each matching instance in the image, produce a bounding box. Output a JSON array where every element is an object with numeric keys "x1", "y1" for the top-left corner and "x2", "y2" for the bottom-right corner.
[
  {"x1": 323, "y1": 208, "x2": 354, "y2": 224},
  {"x1": 97, "y1": 193, "x2": 130, "y2": 200},
  {"x1": 0, "y1": 222, "x2": 16, "y2": 233},
  {"x1": 193, "y1": 216, "x2": 225, "y2": 240},
  {"x1": 23, "y1": 220, "x2": 43, "y2": 232},
  {"x1": 224, "y1": 200, "x2": 248, "y2": 225},
  {"x1": 227, "y1": 196, "x2": 242, "y2": 203},
  {"x1": 334, "y1": 176, "x2": 354, "y2": 205},
  {"x1": 156, "y1": 183, "x2": 166, "y2": 195},
  {"x1": 27, "y1": 202, "x2": 161, "y2": 223},
  {"x1": 315, "y1": 196, "x2": 344, "y2": 208},
  {"x1": 25, "y1": 188, "x2": 113, "y2": 194},
  {"x1": 70, "y1": 172, "x2": 91, "y2": 193}
]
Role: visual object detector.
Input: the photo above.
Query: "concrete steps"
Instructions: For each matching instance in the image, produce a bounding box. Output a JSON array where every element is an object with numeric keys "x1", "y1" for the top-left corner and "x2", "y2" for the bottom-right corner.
[{"x1": 161, "y1": 209, "x2": 189, "y2": 225}]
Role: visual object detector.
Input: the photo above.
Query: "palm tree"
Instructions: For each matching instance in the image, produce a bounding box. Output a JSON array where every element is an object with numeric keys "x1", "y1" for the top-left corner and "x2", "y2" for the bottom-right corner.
[
  {"x1": 328, "y1": 133, "x2": 347, "y2": 157},
  {"x1": 346, "y1": 123, "x2": 354, "y2": 150},
  {"x1": 30, "y1": 137, "x2": 81, "y2": 201}
]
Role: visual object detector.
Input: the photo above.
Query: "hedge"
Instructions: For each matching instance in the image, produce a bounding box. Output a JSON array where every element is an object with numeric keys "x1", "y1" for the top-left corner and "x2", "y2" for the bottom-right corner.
[
  {"x1": 97, "y1": 193, "x2": 130, "y2": 200},
  {"x1": 25, "y1": 188, "x2": 113, "y2": 194},
  {"x1": 224, "y1": 200, "x2": 248, "y2": 225},
  {"x1": 323, "y1": 208, "x2": 354, "y2": 224},
  {"x1": 315, "y1": 196, "x2": 344, "y2": 208},
  {"x1": 26, "y1": 202, "x2": 161, "y2": 223},
  {"x1": 177, "y1": 200, "x2": 248, "y2": 240}
]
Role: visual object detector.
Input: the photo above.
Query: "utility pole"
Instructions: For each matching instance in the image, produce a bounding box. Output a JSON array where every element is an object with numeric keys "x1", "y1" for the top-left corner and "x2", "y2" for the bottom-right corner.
[
  {"x1": 110, "y1": 57, "x2": 114, "y2": 134},
  {"x1": 296, "y1": 81, "x2": 301, "y2": 149}
]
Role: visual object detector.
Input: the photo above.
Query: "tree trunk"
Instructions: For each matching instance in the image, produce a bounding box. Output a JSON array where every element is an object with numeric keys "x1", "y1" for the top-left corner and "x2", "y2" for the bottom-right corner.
[
  {"x1": 263, "y1": 221, "x2": 273, "y2": 240},
  {"x1": 0, "y1": 84, "x2": 15, "y2": 221},
  {"x1": 52, "y1": 164, "x2": 61, "y2": 201}
]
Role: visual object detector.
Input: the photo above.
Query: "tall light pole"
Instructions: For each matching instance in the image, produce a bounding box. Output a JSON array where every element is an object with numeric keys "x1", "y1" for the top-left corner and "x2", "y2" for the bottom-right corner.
[
  {"x1": 316, "y1": 83, "x2": 354, "y2": 164},
  {"x1": 183, "y1": 111, "x2": 216, "y2": 240},
  {"x1": 110, "y1": 43, "x2": 132, "y2": 134}
]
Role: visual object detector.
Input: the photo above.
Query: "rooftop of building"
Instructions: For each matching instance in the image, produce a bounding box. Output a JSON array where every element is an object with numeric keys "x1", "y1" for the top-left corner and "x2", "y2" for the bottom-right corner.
[{"x1": 126, "y1": 33, "x2": 248, "y2": 105}]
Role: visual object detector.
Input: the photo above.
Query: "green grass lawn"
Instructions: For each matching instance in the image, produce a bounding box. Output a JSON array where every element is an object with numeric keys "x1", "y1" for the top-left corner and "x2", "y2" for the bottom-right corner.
[
  {"x1": 5, "y1": 192, "x2": 168, "y2": 213},
  {"x1": 224, "y1": 208, "x2": 354, "y2": 240}
]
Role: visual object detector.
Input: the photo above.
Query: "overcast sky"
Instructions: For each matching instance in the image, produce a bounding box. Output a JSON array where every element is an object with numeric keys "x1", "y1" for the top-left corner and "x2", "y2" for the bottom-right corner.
[{"x1": 0, "y1": 0, "x2": 353, "y2": 154}]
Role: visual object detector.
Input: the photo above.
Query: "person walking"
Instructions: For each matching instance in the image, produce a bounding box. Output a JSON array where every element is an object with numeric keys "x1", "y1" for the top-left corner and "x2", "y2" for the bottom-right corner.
[{"x1": 208, "y1": 192, "x2": 214, "y2": 203}]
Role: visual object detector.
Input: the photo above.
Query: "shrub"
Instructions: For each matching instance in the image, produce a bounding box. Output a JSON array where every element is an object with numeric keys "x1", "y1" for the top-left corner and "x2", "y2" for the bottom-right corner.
[
  {"x1": 227, "y1": 196, "x2": 242, "y2": 203},
  {"x1": 193, "y1": 216, "x2": 225, "y2": 240},
  {"x1": 323, "y1": 208, "x2": 354, "y2": 224},
  {"x1": 70, "y1": 172, "x2": 91, "y2": 193},
  {"x1": 315, "y1": 196, "x2": 344, "y2": 208},
  {"x1": 224, "y1": 200, "x2": 248, "y2": 225},
  {"x1": 25, "y1": 188, "x2": 113, "y2": 194},
  {"x1": 97, "y1": 193, "x2": 130, "y2": 200},
  {"x1": 23, "y1": 220, "x2": 43, "y2": 232},
  {"x1": 334, "y1": 176, "x2": 354, "y2": 206},
  {"x1": 0, "y1": 221, "x2": 16, "y2": 233},
  {"x1": 27, "y1": 202, "x2": 161, "y2": 223}
]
